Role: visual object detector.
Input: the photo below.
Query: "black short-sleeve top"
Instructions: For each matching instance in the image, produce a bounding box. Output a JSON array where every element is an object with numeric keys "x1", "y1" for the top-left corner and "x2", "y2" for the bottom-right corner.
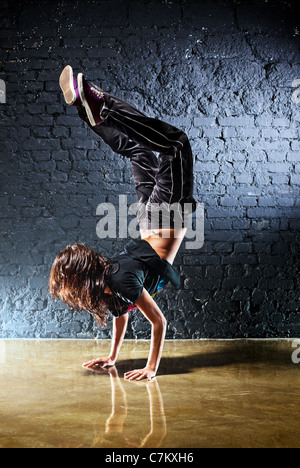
[{"x1": 107, "y1": 239, "x2": 181, "y2": 317}]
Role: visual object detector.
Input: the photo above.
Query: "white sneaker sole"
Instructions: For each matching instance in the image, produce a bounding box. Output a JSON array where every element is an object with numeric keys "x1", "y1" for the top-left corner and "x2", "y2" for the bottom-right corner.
[
  {"x1": 59, "y1": 65, "x2": 76, "y2": 105},
  {"x1": 77, "y1": 72, "x2": 97, "y2": 127}
]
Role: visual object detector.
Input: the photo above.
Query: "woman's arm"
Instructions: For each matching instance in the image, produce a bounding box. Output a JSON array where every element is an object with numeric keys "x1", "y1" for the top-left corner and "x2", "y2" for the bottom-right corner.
[
  {"x1": 82, "y1": 313, "x2": 129, "y2": 368},
  {"x1": 124, "y1": 289, "x2": 167, "y2": 381},
  {"x1": 109, "y1": 313, "x2": 129, "y2": 363}
]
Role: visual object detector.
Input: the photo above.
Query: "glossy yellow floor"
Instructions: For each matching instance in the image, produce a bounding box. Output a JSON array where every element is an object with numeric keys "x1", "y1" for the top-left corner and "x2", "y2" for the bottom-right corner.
[{"x1": 0, "y1": 339, "x2": 299, "y2": 448}]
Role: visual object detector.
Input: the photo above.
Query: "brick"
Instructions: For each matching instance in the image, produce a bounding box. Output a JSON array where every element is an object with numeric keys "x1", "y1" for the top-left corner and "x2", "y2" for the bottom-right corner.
[
  {"x1": 258, "y1": 197, "x2": 277, "y2": 207},
  {"x1": 271, "y1": 174, "x2": 290, "y2": 185},
  {"x1": 255, "y1": 115, "x2": 273, "y2": 127},
  {"x1": 262, "y1": 128, "x2": 279, "y2": 139},
  {"x1": 194, "y1": 117, "x2": 216, "y2": 127},
  {"x1": 239, "y1": 197, "x2": 257, "y2": 207},
  {"x1": 291, "y1": 174, "x2": 300, "y2": 185},
  {"x1": 277, "y1": 198, "x2": 295, "y2": 207},
  {"x1": 221, "y1": 254, "x2": 258, "y2": 265},
  {"x1": 202, "y1": 127, "x2": 222, "y2": 138},
  {"x1": 218, "y1": 116, "x2": 255, "y2": 127},
  {"x1": 267, "y1": 163, "x2": 291, "y2": 173},
  {"x1": 267, "y1": 151, "x2": 286, "y2": 162},
  {"x1": 232, "y1": 219, "x2": 251, "y2": 230},
  {"x1": 183, "y1": 255, "x2": 220, "y2": 266},
  {"x1": 247, "y1": 208, "x2": 281, "y2": 219},
  {"x1": 272, "y1": 118, "x2": 290, "y2": 127},
  {"x1": 235, "y1": 174, "x2": 254, "y2": 184},
  {"x1": 220, "y1": 197, "x2": 239, "y2": 207},
  {"x1": 291, "y1": 141, "x2": 300, "y2": 151},
  {"x1": 185, "y1": 278, "x2": 222, "y2": 290},
  {"x1": 222, "y1": 277, "x2": 256, "y2": 289},
  {"x1": 206, "y1": 207, "x2": 245, "y2": 218},
  {"x1": 280, "y1": 129, "x2": 298, "y2": 139},
  {"x1": 212, "y1": 219, "x2": 232, "y2": 230}
]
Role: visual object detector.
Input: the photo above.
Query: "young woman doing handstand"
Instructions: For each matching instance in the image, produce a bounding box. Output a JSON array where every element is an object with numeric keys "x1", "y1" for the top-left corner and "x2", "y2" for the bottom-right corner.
[{"x1": 49, "y1": 66, "x2": 197, "y2": 381}]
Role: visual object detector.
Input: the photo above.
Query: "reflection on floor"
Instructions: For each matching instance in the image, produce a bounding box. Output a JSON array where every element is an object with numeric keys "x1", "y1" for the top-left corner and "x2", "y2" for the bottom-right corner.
[{"x1": 0, "y1": 339, "x2": 299, "y2": 448}]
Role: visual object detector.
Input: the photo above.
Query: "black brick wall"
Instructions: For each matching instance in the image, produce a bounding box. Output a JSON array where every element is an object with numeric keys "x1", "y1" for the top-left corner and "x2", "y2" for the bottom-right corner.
[{"x1": 0, "y1": 0, "x2": 299, "y2": 339}]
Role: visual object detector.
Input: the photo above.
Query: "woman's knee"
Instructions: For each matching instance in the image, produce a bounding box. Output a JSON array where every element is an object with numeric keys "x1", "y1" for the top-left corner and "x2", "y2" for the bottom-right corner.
[{"x1": 174, "y1": 130, "x2": 190, "y2": 152}]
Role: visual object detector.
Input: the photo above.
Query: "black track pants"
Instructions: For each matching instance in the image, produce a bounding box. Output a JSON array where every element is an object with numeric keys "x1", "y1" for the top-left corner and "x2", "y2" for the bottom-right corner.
[{"x1": 78, "y1": 92, "x2": 197, "y2": 229}]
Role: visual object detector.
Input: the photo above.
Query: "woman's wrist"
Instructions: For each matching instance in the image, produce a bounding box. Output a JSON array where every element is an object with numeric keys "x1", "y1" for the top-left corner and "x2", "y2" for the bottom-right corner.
[{"x1": 146, "y1": 362, "x2": 157, "y2": 373}]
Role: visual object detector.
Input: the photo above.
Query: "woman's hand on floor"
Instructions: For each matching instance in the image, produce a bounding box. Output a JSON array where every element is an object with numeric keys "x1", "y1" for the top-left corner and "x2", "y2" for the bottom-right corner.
[
  {"x1": 124, "y1": 367, "x2": 156, "y2": 381},
  {"x1": 82, "y1": 356, "x2": 116, "y2": 368}
]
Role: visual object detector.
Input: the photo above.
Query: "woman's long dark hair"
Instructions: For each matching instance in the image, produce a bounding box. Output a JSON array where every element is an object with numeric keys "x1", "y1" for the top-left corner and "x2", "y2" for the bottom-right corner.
[{"x1": 48, "y1": 244, "x2": 119, "y2": 327}]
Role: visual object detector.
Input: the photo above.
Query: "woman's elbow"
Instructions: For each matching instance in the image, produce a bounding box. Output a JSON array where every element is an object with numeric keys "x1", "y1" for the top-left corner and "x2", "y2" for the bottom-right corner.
[{"x1": 154, "y1": 315, "x2": 167, "y2": 330}]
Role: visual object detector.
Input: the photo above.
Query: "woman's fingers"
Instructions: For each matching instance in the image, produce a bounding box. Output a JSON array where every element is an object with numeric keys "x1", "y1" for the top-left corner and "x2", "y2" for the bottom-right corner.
[
  {"x1": 124, "y1": 370, "x2": 139, "y2": 379},
  {"x1": 124, "y1": 370, "x2": 141, "y2": 380},
  {"x1": 82, "y1": 359, "x2": 95, "y2": 367},
  {"x1": 82, "y1": 357, "x2": 110, "y2": 368},
  {"x1": 136, "y1": 372, "x2": 148, "y2": 381}
]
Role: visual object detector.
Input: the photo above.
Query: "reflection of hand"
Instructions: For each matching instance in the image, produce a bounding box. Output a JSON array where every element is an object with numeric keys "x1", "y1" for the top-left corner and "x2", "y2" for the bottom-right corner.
[
  {"x1": 82, "y1": 356, "x2": 116, "y2": 368},
  {"x1": 124, "y1": 367, "x2": 156, "y2": 382},
  {"x1": 84, "y1": 365, "x2": 118, "y2": 376}
]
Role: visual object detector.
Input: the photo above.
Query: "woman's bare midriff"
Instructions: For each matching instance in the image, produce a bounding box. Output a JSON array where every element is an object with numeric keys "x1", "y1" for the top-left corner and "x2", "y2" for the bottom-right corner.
[{"x1": 141, "y1": 228, "x2": 187, "y2": 265}]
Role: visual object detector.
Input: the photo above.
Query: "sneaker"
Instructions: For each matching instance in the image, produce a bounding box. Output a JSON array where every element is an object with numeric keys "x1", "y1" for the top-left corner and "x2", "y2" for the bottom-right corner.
[
  {"x1": 59, "y1": 65, "x2": 81, "y2": 107},
  {"x1": 77, "y1": 73, "x2": 105, "y2": 126}
]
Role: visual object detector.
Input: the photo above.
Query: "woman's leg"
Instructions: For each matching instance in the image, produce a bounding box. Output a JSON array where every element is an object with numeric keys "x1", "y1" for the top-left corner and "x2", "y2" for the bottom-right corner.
[
  {"x1": 78, "y1": 106, "x2": 159, "y2": 221},
  {"x1": 60, "y1": 65, "x2": 159, "y2": 209},
  {"x1": 78, "y1": 88, "x2": 196, "y2": 231},
  {"x1": 60, "y1": 67, "x2": 196, "y2": 232}
]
